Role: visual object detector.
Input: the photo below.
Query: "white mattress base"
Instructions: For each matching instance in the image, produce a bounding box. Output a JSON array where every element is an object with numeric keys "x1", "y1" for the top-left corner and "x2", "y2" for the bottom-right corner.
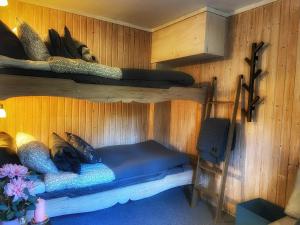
[{"x1": 27, "y1": 169, "x2": 193, "y2": 218}]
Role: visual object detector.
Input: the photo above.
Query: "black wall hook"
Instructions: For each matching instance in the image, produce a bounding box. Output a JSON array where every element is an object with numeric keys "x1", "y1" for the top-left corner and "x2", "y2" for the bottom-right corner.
[{"x1": 243, "y1": 42, "x2": 265, "y2": 122}]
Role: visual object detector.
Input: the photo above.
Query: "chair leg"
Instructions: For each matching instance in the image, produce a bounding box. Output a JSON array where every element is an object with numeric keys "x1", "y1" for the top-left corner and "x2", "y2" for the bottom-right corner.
[
  {"x1": 191, "y1": 187, "x2": 199, "y2": 208},
  {"x1": 191, "y1": 156, "x2": 201, "y2": 207},
  {"x1": 214, "y1": 152, "x2": 231, "y2": 224}
]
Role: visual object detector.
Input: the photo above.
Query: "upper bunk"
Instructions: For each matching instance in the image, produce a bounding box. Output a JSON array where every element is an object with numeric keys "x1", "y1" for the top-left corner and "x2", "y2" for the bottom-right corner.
[
  {"x1": 0, "y1": 19, "x2": 209, "y2": 104},
  {"x1": 0, "y1": 68, "x2": 209, "y2": 104}
]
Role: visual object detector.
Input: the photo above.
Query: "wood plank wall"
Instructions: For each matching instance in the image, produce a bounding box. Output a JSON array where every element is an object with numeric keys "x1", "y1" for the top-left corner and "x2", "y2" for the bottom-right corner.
[
  {"x1": 0, "y1": 0, "x2": 152, "y2": 148},
  {"x1": 153, "y1": 0, "x2": 300, "y2": 214}
]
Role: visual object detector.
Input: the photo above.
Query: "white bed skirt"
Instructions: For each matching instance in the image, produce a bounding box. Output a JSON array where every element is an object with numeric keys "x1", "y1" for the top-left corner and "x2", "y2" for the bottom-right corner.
[{"x1": 27, "y1": 169, "x2": 193, "y2": 218}]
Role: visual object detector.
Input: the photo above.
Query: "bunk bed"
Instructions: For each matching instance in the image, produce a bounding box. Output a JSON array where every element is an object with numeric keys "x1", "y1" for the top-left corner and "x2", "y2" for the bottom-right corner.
[
  {"x1": 0, "y1": 64, "x2": 210, "y2": 218},
  {"x1": 0, "y1": 20, "x2": 210, "y2": 218}
]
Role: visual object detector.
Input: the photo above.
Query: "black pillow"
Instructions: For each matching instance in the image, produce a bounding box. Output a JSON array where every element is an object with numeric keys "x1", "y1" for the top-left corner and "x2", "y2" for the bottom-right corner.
[
  {"x1": 65, "y1": 132, "x2": 101, "y2": 164},
  {"x1": 63, "y1": 26, "x2": 81, "y2": 59},
  {"x1": 0, "y1": 20, "x2": 28, "y2": 59},
  {"x1": 51, "y1": 133, "x2": 81, "y2": 173},
  {"x1": 0, "y1": 132, "x2": 20, "y2": 166},
  {"x1": 0, "y1": 147, "x2": 20, "y2": 166},
  {"x1": 48, "y1": 29, "x2": 73, "y2": 58}
]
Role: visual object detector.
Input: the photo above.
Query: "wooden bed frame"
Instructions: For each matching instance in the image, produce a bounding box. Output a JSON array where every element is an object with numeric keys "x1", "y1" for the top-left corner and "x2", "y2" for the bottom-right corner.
[{"x1": 0, "y1": 74, "x2": 208, "y2": 104}]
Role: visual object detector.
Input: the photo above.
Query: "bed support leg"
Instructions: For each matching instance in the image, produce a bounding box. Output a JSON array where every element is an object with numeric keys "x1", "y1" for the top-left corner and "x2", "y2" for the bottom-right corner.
[{"x1": 191, "y1": 156, "x2": 201, "y2": 207}]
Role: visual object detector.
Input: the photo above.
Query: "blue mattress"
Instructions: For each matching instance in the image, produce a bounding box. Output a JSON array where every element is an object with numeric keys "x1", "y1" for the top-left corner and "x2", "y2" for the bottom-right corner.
[
  {"x1": 98, "y1": 140, "x2": 190, "y2": 180},
  {"x1": 38, "y1": 140, "x2": 190, "y2": 199}
]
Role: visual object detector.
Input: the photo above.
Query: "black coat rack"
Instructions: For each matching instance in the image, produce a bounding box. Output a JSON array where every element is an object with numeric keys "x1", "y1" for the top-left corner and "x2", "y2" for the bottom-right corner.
[{"x1": 243, "y1": 42, "x2": 265, "y2": 122}]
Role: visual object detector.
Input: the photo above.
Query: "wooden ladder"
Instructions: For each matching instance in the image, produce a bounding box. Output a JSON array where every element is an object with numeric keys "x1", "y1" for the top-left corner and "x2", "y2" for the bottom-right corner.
[{"x1": 191, "y1": 75, "x2": 243, "y2": 225}]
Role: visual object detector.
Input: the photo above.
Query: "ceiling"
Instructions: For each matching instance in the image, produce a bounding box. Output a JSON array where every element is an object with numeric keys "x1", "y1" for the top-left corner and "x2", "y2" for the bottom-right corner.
[{"x1": 21, "y1": 0, "x2": 269, "y2": 30}]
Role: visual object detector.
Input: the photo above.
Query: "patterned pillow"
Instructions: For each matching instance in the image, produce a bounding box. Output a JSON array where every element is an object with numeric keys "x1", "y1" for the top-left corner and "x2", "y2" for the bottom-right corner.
[
  {"x1": 285, "y1": 169, "x2": 300, "y2": 219},
  {"x1": 65, "y1": 132, "x2": 101, "y2": 164},
  {"x1": 51, "y1": 133, "x2": 81, "y2": 174},
  {"x1": 44, "y1": 163, "x2": 115, "y2": 192},
  {"x1": 18, "y1": 21, "x2": 50, "y2": 61},
  {"x1": 17, "y1": 141, "x2": 58, "y2": 174}
]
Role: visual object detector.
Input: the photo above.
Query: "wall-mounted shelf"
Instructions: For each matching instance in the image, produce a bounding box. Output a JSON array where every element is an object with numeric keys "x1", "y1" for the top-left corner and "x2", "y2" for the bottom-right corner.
[{"x1": 151, "y1": 11, "x2": 227, "y2": 64}]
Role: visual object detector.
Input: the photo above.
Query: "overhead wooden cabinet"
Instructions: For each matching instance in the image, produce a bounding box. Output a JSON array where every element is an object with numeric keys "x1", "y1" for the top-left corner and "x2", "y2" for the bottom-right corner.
[{"x1": 151, "y1": 11, "x2": 227, "y2": 63}]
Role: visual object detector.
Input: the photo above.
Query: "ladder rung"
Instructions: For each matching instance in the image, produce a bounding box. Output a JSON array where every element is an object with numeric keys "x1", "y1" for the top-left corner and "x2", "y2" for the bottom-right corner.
[
  {"x1": 199, "y1": 161, "x2": 223, "y2": 174},
  {"x1": 208, "y1": 101, "x2": 234, "y2": 105},
  {"x1": 195, "y1": 185, "x2": 219, "y2": 198}
]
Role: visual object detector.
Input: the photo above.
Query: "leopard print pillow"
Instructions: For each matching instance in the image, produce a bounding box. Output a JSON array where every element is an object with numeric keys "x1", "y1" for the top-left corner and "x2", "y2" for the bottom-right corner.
[{"x1": 18, "y1": 22, "x2": 50, "y2": 61}]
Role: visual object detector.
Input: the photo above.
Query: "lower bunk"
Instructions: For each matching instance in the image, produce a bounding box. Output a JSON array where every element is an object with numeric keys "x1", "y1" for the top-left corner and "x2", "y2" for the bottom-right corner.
[
  {"x1": 30, "y1": 169, "x2": 192, "y2": 218},
  {"x1": 27, "y1": 141, "x2": 193, "y2": 218}
]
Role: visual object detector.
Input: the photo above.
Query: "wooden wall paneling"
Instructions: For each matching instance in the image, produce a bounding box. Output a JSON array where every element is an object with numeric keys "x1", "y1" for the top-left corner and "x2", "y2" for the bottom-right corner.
[
  {"x1": 93, "y1": 19, "x2": 100, "y2": 61},
  {"x1": 169, "y1": 100, "x2": 201, "y2": 155},
  {"x1": 0, "y1": 97, "x2": 150, "y2": 149},
  {"x1": 105, "y1": 22, "x2": 112, "y2": 66},
  {"x1": 129, "y1": 29, "x2": 135, "y2": 67},
  {"x1": 90, "y1": 102, "x2": 98, "y2": 146},
  {"x1": 280, "y1": 0, "x2": 300, "y2": 205},
  {"x1": 117, "y1": 25, "x2": 124, "y2": 67},
  {"x1": 100, "y1": 20, "x2": 107, "y2": 65},
  {"x1": 153, "y1": 102, "x2": 171, "y2": 147},
  {"x1": 244, "y1": 6, "x2": 264, "y2": 205},
  {"x1": 273, "y1": 0, "x2": 291, "y2": 206},
  {"x1": 123, "y1": 27, "x2": 130, "y2": 68},
  {"x1": 257, "y1": 2, "x2": 276, "y2": 202},
  {"x1": 111, "y1": 23, "x2": 118, "y2": 66},
  {"x1": 286, "y1": 6, "x2": 300, "y2": 200}
]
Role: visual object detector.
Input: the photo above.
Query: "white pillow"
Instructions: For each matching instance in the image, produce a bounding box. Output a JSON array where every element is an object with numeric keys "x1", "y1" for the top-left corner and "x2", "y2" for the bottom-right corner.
[{"x1": 285, "y1": 169, "x2": 300, "y2": 219}]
